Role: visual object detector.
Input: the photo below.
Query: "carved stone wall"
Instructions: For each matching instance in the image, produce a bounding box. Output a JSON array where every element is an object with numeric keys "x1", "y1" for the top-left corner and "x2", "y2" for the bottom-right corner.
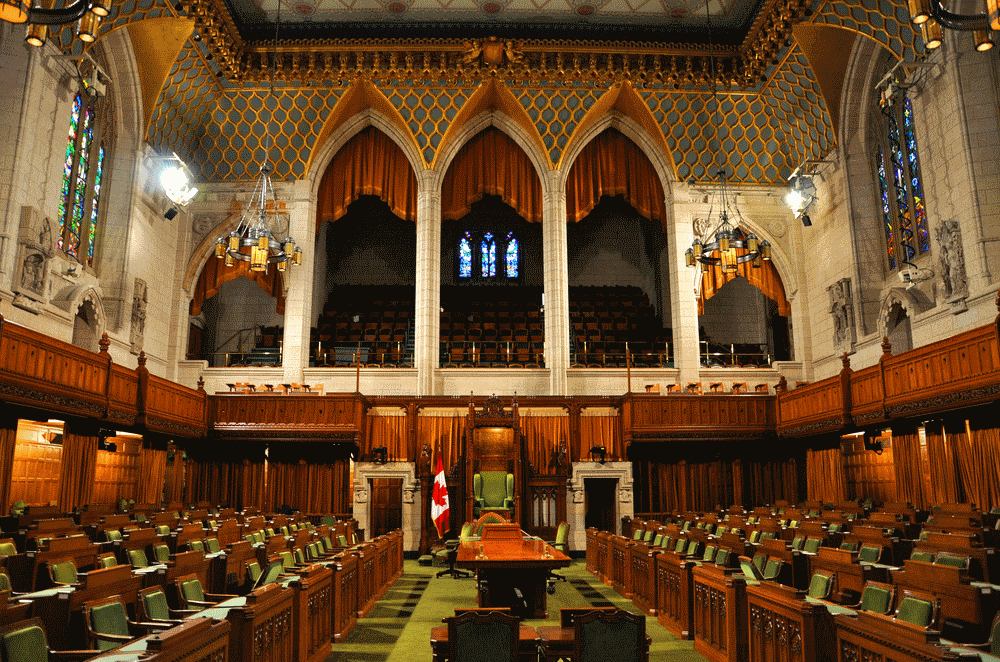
[{"x1": 567, "y1": 461, "x2": 633, "y2": 552}]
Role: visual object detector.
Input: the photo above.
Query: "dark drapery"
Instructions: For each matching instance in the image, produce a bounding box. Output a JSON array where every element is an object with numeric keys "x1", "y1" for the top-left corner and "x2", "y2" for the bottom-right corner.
[
  {"x1": 0, "y1": 416, "x2": 16, "y2": 512},
  {"x1": 806, "y1": 447, "x2": 846, "y2": 505},
  {"x1": 58, "y1": 422, "x2": 99, "y2": 511}
]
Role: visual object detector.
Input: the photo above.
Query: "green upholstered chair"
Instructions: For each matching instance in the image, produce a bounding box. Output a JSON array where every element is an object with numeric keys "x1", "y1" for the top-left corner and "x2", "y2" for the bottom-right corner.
[
  {"x1": 83, "y1": 596, "x2": 168, "y2": 651},
  {"x1": 716, "y1": 526, "x2": 727, "y2": 535},
  {"x1": 103, "y1": 530, "x2": 122, "y2": 542},
  {"x1": 910, "y1": 550, "x2": 935, "y2": 563},
  {"x1": 246, "y1": 562, "x2": 262, "y2": 585},
  {"x1": 0, "y1": 618, "x2": 97, "y2": 662},
  {"x1": 152, "y1": 545, "x2": 170, "y2": 563},
  {"x1": 175, "y1": 574, "x2": 237, "y2": 612},
  {"x1": 188, "y1": 540, "x2": 204, "y2": 552},
  {"x1": 855, "y1": 582, "x2": 895, "y2": 615},
  {"x1": 696, "y1": 522, "x2": 705, "y2": 530},
  {"x1": 704, "y1": 523, "x2": 715, "y2": 534},
  {"x1": 256, "y1": 561, "x2": 284, "y2": 588},
  {"x1": 293, "y1": 548, "x2": 306, "y2": 565},
  {"x1": 0, "y1": 573, "x2": 11, "y2": 593},
  {"x1": 155, "y1": 525, "x2": 170, "y2": 536},
  {"x1": 265, "y1": 528, "x2": 275, "y2": 538},
  {"x1": 806, "y1": 573, "x2": 832, "y2": 599},
  {"x1": 252, "y1": 532, "x2": 264, "y2": 544},
  {"x1": 134, "y1": 513, "x2": 146, "y2": 524},
  {"x1": 686, "y1": 541, "x2": 702, "y2": 558},
  {"x1": 642, "y1": 529, "x2": 653, "y2": 543},
  {"x1": 714, "y1": 549, "x2": 730, "y2": 566},
  {"x1": 47, "y1": 561, "x2": 78, "y2": 587},
  {"x1": 0, "y1": 542, "x2": 16, "y2": 559},
  {"x1": 660, "y1": 536, "x2": 673, "y2": 550},
  {"x1": 751, "y1": 554, "x2": 766, "y2": 574},
  {"x1": 321, "y1": 536, "x2": 335, "y2": 552},
  {"x1": 337, "y1": 535, "x2": 350, "y2": 547},
  {"x1": 791, "y1": 536, "x2": 805, "y2": 551},
  {"x1": 702, "y1": 545, "x2": 717, "y2": 563},
  {"x1": 739, "y1": 555, "x2": 764, "y2": 581},
  {"x1": 289, "y1": 524, "x2": 299, "y2": 533},
  {"x1": 278, "y1": 551, "x2": 296, "y2": 570},
  {"x1": 447, "y1": 609, "x2": 519, "y2": 662},
  {"x1": 895, "y1": 592, "x2": 937, "y2": 628},
  {"x1": 127, "y1": 549, "x2": 150, "y2": 568},
  {"x1": 320, "y1": 515, "x2": 337, "y2": 526},
  {"x1": 9, "y1": 502, "x2": 26, "y2": 517},
  {"x1": 748, "y1": 531, "x2": 760, "y2": 544},
  {"x1": 858, "y1": 545, "x2": 882, "y2": 564},
  {"x1": 632, "y1": 530, "x2": 643, "y2": 541},
  {"x1": 762, "y1": 558, "x2": 783, "y2": 580},
  {"x1": 97, "y1": 553, "x2": 117, "y2": 569},
  {"x1": 760, "y1": 532, "x2": 776, "y2": 541},
  {"x1": 803, "y1": 538, "x2": 822, "y2": 554},
  {"x1": 674, "y1": 539, "x2": 688, "y2": 554},
  {"x1": 682, "y1": 521, "x2": 691, "y2": 531},
  {"x1": 204, "y1": 538, "x2": 221, "y2": 554},
  {"x1": 934, "y1": 554, "x2": 969, "y2": 569},
  {"x1": 280, "y1": 526, "x2": 290, "y2": 537},
  {"x1": 788, "y1": 520, "x2": 799, "y2": 529},
  {"x1": 473, "y1": 471, "x2": 515, "y2": 518},
  {"x1": 573, "y1": 608, "x2": 647, "y2": 662},
  {"x1": 839, "y1": 541, "x2": 858, "y2": 552},
  {"x1": 138, "y1": 585, "x2": 193, "y2": 623},
  {"x1": 244, "y1": 534, "x2": 255, "y2": 544},
  {"x1": 828, "y1": 523, "x2": 841, "y2": 534},
  {"x1": 978, "y1": 613, "x2": 1000, "y2": 655},
  {"x1": 651, "y1": 534, "x2": 663, "y2": 548}
]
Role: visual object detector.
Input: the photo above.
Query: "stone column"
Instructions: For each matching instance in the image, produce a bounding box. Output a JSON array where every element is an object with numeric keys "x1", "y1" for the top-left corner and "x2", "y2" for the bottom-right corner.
[
  {"x1": 414, "y1": 170, "x2": 441, "y2": 396},
  {"x1": 667, "y1": 194, "x2": 701, "y2": 386},
  {"x1": 281, "y1": 179, "x2": 315, "y2": 383},
  {"x1": 542, "y1": 171, "x2": 569, "y2": 395}
]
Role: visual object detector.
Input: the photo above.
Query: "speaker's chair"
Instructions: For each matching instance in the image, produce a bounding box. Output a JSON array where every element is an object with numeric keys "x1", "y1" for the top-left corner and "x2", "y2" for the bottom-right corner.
[{"x1": 473, "y1": 471, "x2": 514, "y2": 518}]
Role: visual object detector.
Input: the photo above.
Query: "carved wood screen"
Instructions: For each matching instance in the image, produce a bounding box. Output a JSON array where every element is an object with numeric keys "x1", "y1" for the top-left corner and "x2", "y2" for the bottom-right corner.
[{"x1": 464, "y1": 396, "x2": 522, "y2": 524}]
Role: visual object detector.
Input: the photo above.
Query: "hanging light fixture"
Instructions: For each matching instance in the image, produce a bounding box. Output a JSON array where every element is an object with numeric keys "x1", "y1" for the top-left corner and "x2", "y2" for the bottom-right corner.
[
  {"x1": 684, "y1": 8, "x2": 770, "y2": 275},
  {"x1": 906, "y1": 0, "x2": 995, "y2": 51},
  {"x1": 214, "y1": 9, "x2": 302, "y2": 275}
]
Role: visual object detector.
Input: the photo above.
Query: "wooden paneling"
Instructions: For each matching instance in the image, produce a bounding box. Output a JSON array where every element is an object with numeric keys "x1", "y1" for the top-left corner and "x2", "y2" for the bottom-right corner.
[
  {"x1": 848, "y1": 365, "x2": 885, "y2": 427},
  {"x1": 625, "y1": 394, "x2": 776, "y2": 440},
  {"x1": 776, "y1": 372, "x2": 848, "y2": 438},
  {"x1": 747, "y1": 582, "x2": 836, "y2": 662},
  {"x1": 106, "y1": 365, "x2": 140, "y2": 427},
  {"x1": 9, "y1": 440, "x2": 61, "y2": 507},
  {"x1": 143, "y1": 374, "x2": 207, "y2": 437},
  {"x1": 841, "y1": 436, "x2": 895, "y2": 504},
  {"x1": 211, "y1": 394, "x2": 365, "y2": 440},
  {"x1": 92, "y1": 438, "x2": 142, "y2": 504}
]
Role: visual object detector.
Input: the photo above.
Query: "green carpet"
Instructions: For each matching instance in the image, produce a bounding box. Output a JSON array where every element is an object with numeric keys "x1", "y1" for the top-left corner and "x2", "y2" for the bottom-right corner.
[{"x1": 324, "y1": 559, "x2": 709, "y2": 661}]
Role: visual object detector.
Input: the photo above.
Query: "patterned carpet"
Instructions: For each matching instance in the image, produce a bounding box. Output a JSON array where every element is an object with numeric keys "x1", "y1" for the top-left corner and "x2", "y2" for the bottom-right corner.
[{"x1": 324, "y1": 559, "x2": 710, "y2": 661}]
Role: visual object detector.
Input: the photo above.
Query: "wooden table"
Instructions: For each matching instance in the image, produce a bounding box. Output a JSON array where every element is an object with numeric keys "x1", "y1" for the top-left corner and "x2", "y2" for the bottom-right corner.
[{"x1": 456, "y1": 535, "x2": 570, "y2": 619}]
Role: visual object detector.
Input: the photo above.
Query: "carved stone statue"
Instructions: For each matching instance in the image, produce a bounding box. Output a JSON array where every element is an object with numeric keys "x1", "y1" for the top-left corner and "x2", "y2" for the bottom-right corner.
[
  {"x1": 20, "y1": 253, "x2": 45, "y2": 294},
  {"x1": 827, "y1": 277, "x2": 856, "y2": 353},
  {"x1": 129, "y1": 278, "x2": 148, "y2": 354},
  {"x1": 936, "y1": 220, "x2": 968, "y2": 312}
]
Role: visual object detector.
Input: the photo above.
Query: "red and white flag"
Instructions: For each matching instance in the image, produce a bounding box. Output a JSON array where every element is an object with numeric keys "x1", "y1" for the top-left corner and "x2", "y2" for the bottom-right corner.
[{"x1": 431, "y1": 454, "x2": 450, "y2": 538}]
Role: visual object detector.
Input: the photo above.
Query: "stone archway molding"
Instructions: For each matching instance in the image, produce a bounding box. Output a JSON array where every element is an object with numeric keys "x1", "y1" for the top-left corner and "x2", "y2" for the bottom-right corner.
[
  {"x1": 352, "y1": 461, "x2": 420, "y2": 551},
  {"x1": 567, "y1": 461, "x2": 633, "y2": 552}
]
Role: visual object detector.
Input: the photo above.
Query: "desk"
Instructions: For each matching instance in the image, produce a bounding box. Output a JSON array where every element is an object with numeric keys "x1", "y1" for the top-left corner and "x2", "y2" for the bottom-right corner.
[{"x1": 456, "y1": 537, "x2": 569, "y2": 619}]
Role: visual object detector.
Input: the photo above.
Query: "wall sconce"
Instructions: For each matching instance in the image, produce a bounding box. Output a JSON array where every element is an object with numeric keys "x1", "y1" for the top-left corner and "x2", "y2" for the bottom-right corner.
[{"x1": 589, "y1": 445, "x2": 607, "y2": 464}]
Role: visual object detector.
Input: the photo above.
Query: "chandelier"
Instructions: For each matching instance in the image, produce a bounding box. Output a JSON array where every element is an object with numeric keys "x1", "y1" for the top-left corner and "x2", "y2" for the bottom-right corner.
[
  {"x1": 213, "y1": 9, "x2": 302, "y2": 275},
  {"x1": 907, "y1": 0, "x2": 996, "y2": 51},
  {"x1": 685, "y1": 168, "x2": 771, "y2": 273}
]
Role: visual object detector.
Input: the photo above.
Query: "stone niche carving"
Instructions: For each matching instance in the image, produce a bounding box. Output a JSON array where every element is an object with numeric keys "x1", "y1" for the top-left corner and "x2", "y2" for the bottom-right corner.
[
  {"x1": 130, "y1": 278, "x2": 148, "y2": 354},
  {"x1": 827, "y1": 277, "x2": 856, "y2": 354},
  {"x1": 352, "y1": 462, "x2": 421, "y2": 551},
  {"x1": 936, "y1": 220, "x2": 968, "y2": 314},
  {"x1": 567, "y1": 461, "x2": 634, "y2": 552},
  {"x1": 13, "y1": 206, "x2": 54, "y2": 313}
]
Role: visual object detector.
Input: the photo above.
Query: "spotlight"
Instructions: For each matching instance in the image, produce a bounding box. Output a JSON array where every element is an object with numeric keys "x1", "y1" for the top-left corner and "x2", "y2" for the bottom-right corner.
[
  {"x1": 589, "y1": 445, "x2": 607, "y2": 464},
  {"x1": 801, "y1": 213, "x2": 812, "y2": 227},
  {"x1": 163, "y1": 206, "x2": 179, "y2": 220}
]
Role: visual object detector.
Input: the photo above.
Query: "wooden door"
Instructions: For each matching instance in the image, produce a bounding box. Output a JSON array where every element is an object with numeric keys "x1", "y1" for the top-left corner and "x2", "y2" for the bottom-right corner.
[
  {"x1": 584, "y1": 478, "x2": 617, "y2": 533},
  {"x1": 369, "y1": 478, "x2": 402, "y2": 538}
]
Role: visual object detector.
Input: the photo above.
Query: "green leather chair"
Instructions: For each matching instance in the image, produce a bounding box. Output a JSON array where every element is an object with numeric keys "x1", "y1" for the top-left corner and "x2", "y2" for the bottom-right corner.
[
  {"x1": 204, "y1": 538, "x2": 221, "y2": 554},
  {"x1": 855, "y1": 582, "x2": 894, "y2": 614},
  {"x1": 97, "y1": 554, "x2": 117, "y2": 569},
  {"x1": 0, "y1": 618, "x2": 96, "y2": 662},
  {"x1": 154, "y1": 525, "x2": 170, "y2": 536},
  {"x1": 152, "y1": 545, "x2": 170, "y2": 563},
  {"x1": 188, "y1": 540, "x2": 204, "y2": 552},
  {"x1": 246, "y1": 562, "x2": 262, "y2": 585},
  {"x1": 103, "y1": 530, "x2": 122, "y2": 542},
  {"x1": 934, "y1": 554, "x2": 969, "y2": 569},
  {"x1": 0, "y1": 542, "x2": 16, "y2": 559},
  {"x1": 762, "y1": 558, "x2": 783, "y2": 580},
  {"x1": 447, "y1": 609, "x2": 519, "y2": 662},
  {"x1": 895, "y1": 593, "x2": 936, "y2": 628},
  {"x1": 83, "y1": 596, "x2": 167, "y2": 651},
  {"x1": 911, "y1": 550, "x2": 935, "y2": 563},
  {"x1": 839, "y1": 541, "x2": 858, "y2": 552},
  {"x1": 714, "y1": 548, "x2": 730, "y2": 566},
  {"x1": 803, "y1": 538, "x2": 822, "y2": 554},
  {"x1": 702, "y1": 545, "x2": 717, "y2": 563},
  {"x1": 806, "y1": 573, "x2": 831, "y2": 599},
  {"x1": 176, "y1": 574, "x2": 236, "y2": 612},
  {"x1": 135, "y1": 586, "x2": 191, "y2": 623},
  {"x1": 127, "y1": 549, "x2": 150, "y2": 568},
  {"x1": 48, "y1": 561, "x2": 78, "y2": 587},
  {"x1": 858, "y1": 545, "x2": 882, "y2": 564},
  {"x1": 473, "y1": 471, "x2": 515, "y2": 518},
  {"x1": 9, "y1": 502, "x2": 25, "y2": 517},
  {"x1": 791, "y1": 536, "x2": 805, "y2": 551}
]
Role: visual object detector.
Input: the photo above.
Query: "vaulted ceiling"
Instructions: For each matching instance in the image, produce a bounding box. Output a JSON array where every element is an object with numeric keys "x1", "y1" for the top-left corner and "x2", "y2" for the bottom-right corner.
[{"x1": 57, "y1": 0, "x2": 924, "y2": 186}]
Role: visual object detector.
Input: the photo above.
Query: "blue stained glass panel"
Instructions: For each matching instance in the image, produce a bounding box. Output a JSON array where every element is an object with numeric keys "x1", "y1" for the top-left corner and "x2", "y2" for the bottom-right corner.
[
  {"x1": 481, "y1": 232, "x2": 496, "y2": 277},
  {"x1": 887, "y1": 112, "x2": 914, "y2": 263},
  {"x1": 876, "y1": 147, "x2": 896, "y2": 271},
  {"x1": 505, "y1": 232, "x2": 518, "y2": 278},
  {"x1": 87, "y1": 145, "x2": 104, "y2": 267},
  {"x1": 66, "y1": 106, "x2": 93, "y2": 258},
  {"x1": 903, "y1": 99, "x2": 930, "y2": 254},
  {"x1": 459, "y1": 232, "x2": 472, "y2": 278},
  {"x1": 58, "y1": 94, "x2": 82, "y2": 251}
]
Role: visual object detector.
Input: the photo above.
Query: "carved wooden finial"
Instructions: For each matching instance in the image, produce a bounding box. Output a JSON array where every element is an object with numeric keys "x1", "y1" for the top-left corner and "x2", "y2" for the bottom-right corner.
[
  {"x1": 197, "y1": 376, "x2": 205, "y2": 392},
  {"x1": 881, "y1": 336, "x2": 892, "y2": 356},
  {"x1": 776, "y1": 375, "x2": 788, "y2": 393},
  {"x1": 841, "y1": 352, "x2": 851, "y2": 370},
  {"x1": 99, "y1": 332, "x2": 110, "y2": 353},
  {"x1": 138, "y1": 351, "x2": 147, "y2": 367}
]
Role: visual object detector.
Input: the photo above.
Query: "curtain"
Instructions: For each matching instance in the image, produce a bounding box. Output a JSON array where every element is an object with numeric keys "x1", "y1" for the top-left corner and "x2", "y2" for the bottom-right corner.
[
  {"x1": 138, "y1": 447, "x2": 167, "y2": 507},
  {"x1": 891, "y1": 429, "x2": 928, "y2": 509},
  {"x1": 699, "y1": 260, "x2": 791, "y2": 317},
  {"x1": 565, "y1": 128, "x2": 667, "y2": 228},
  {"x1": 579, "y1": 409, "x2": 620, "y2": 461},
  {"x1": 58, "y1": 423, "x2": 99, "y2": 511},
  {"x1": 924, "y1": 421, "x2": 963, "y2": 505},
  {"x1": 519, "y1": 410, "x2": 569, "y2": 475},
  {"x1": 418, "y1": 413, "x2": 466, "y2": 475},
  {"x1": 441, "y1": 127, "x2": 543, "y2": 224},
  {"x1": 316, "y1": 126, "x2": 418, "y2": 230},
  {"x1": 266, "y1": 461, "x2": 343, "y2": 514},
  {"x1": 746, "y1": 459, "x2": 798, "y2": 507},
  {"x1": 366, "y1": 408, "x2": 410, "y2": 462},
  {"x1": 806, "y1": 447, "x2": 846, "y2": 504},
  {"x1": 0, "y1": 416, "x2": 16, "y2": 512},
  {"x1": 954, "y1": 418, "x2": 1000, "y2": 511},
  {"x1": 241, "y1": 461, "x2": 267, "y2": 512},
  {"x1": 189, "y1": 255, "x2": 285, "y2": 316}
]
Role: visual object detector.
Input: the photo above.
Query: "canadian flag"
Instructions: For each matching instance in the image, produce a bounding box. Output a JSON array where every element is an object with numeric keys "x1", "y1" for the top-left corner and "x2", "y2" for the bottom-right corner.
[{"x1": 431, "y1": 454, "x2": 450, "y2": 538}]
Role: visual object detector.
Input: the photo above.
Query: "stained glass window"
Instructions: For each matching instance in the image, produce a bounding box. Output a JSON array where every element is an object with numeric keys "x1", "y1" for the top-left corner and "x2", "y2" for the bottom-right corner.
[
  {"x1": 57, "y1": 93, "x2": 103, "y2": 265},
  {"x1": 481, "y1": 232, "x2": 496, "y2": 277},
  {"x1": 874, "y1": 84, "x2": 930, "y2": 271},
  {"x1": 458, "y1": 232, "x2": 472, "y2": 278},
  {"x1": 505, "y1": 232, "x2": 518, "y2": 277}
]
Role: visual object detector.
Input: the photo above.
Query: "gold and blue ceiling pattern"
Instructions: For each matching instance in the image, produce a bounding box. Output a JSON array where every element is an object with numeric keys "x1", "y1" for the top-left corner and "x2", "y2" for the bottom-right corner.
[{"x1": 79, "y1": 0, "x2": 922, "y2": 185}]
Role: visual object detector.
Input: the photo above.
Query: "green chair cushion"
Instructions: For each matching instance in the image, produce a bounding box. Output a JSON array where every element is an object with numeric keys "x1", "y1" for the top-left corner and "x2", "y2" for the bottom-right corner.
[
  {"x1": 896, "y1": 596, "x2": 933, "y2": 627},
  {"x1": 859, "y1": 545, "x2": 881, "y2": 564},
  {"x1": 189, "y1": 540, "x2": 204, "y2": 552},
  {"x1": 152, "y1": 545, "x2": 170, "y2": 563},
  {"x1": 105, "y1": 530, "x2": 122, "y2": 542},
  {"x1": 143, "y1": 590, "x2": 171, "y2": 621},
  {"x1": 652, "y1": 534, "x2": 663, "y2": 547},
  {"x1": 715, "y1": 549, "x2": 730, "y2": 565},
  {"x1": 807, "y1": 573, "x2": 830, "y2": 599},
  {"x1": 205, "y1": 539, "x2": 221, "y2": 554},
  {"x1": 180, "y1": 578, "x2": 206, "y2": 604},
  {"x1": 577, "y1": 615, "x2": 641, "y2": 662},
  {"x1": 632, "y1": 530, "x2": 642, "y2": 540},
  {"x1": 0, "y1": 543, "x2": 16, "y2": 558},
  {"x1": 934, "y1": 555, "x2": 968, "y2": 569},
  {"x1": 247, "y1": 562, "x2": 262, "y2": 583},
  {"x1": 155, "y1": 525, "x2": 170, "y2": 535},
  {"x1": 703, "y1": 545, "x2": 717, "y2": 562},
  {"x1": 911, "y1": 551, "x2": 935, "y2": 563},
  {"x1": 840, "y1": 542, "x2": 857, "y2": 552},
  {"x1": 791, "y1": 536, "x2": 804, "y2": 551},
  {"x1": 337, "y1": 535, "x2": 349, "y2": 547},
  {"x1": 99, "y1": 556, "x2": 117, "y2": 568},
  {"x1": 762, "y1": 559, "x2": 781, "y2": 580},
  {"x1": 128, "y1": 549, "x2": 149, "y2": 568},
  {"x1": 2, "y1": 624, "x2": 48, "y2": 662},
  {"x1": 803, "y1": 538, "x2": 821, "y2": 554},
  {"x1": 453, "y1": 618, "x2": 514, "y2": 662},
  {"x1": 50, "y1": 561, "x2": 77, "y2": 585},
  {"x1": 860, "y1": 586, "x2": 892, "y2": 614},
  {"x1": 90, "y1": 602, "x2": 129, "y2": 650}
]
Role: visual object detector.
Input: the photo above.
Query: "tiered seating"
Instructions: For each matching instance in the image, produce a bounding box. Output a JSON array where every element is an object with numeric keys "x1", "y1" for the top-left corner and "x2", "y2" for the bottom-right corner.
[
  {"x1": 313, "y1": 285, "x2": 414, "y2": 367},
  {"x1": 568, "y1": 286, "x2": 672, "y2": 367},
  {"x1": 439, "y1": 285, "x2": 543, "y2": 367}
]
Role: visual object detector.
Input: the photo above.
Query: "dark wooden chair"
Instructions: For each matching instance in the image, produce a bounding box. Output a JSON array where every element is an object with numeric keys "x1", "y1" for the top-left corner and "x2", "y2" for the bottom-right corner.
[
  {"x1": 447, "y1": 610, "x2": 520, "y2": 662},
  {"x1": 573, "y1": 609, "x2": 648, "y2": 662}
]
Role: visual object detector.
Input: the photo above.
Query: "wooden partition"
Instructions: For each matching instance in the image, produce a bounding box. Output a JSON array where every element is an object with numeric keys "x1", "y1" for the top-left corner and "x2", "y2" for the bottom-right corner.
[
  {"x1": 330, "y1": 552, "x2": 359, "y2": 641},
  {"x1": 835, "y1": 610, "x2": 975, "y2": 662},
  {"x1": 656, "y1": 547, "x2": 696, "y2": 639},
  {"x1": 8, "y1": 441, "x2": 61, "y2": 508},
  {"x1": 223, "y1": 584, "x2": 295, "y2": 662},
  {"x1": 746, "y1": 582, "x2": 836, "y2": 662},
  {"x1": 691, "y1": 563, "x2": 748, "y2": 662},
  {"x1": 289, "y1": 565, "x2": 334, "y2": 662},
  {"x1": 623, "y1": 393, "x2": 776, "y2": 443}
]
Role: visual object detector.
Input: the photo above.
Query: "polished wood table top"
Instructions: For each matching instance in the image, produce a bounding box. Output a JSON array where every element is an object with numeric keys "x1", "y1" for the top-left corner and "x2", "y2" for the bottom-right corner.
[{"x1": 456, "y1": 538, "x2": 571, "y2": 569}]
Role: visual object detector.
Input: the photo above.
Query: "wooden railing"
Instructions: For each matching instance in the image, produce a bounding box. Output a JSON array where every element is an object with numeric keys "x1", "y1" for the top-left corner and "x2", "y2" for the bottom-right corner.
[
  {"x1": 623, "y1": 393, "x2": 776, "y2": 442},
  {"x1": 209, "y1": 393, "x2": 366, "y2": 441}
]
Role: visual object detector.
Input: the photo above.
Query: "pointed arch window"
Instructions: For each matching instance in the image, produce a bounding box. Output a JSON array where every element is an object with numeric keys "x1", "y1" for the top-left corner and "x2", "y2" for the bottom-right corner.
[
  {"x1": 58, "y1": 93, "x2": 105, "y2": 268},
  {"x1": 873, "y1": 91, "x2": 930, "y2": 272},
  {"x1": 457, "y1": 230, "x2": 519, "y2": 282}
]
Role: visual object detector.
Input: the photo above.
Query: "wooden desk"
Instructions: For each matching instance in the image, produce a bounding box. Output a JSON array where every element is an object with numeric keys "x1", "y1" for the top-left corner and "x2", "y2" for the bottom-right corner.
[
  {"x1": 807, "y1": 546, "x2": 889, "y2": 604},
  {"x1": 456, "y1": 537, "x2": 570, "y2": 619},
  {"x1": 655, "y1": 549, "x2": 697, "y2": 639},
  {"x1": 890, "y1": 559, "x2": 999, "y2": 643},
  {"x1": 835, "y1": 610, "x2": 980, "y2": 662},
  {"x1": 691, "y1": 563, "x2": 749, "y2": 662},
  {"x1": 746, "y1": 581, "x2": 837, "y2": 662}
]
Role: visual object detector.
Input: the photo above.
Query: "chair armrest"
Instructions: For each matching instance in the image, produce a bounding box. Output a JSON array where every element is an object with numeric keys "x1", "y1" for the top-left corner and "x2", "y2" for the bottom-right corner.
[
  {"x1": 204, "y1": 592, "x2": 239, "y2": 602},
  {"x1": 130, "y1": 620, "x2": 175, "y2": 632},
  {"x1": 183, "y1": 599, "x2": 217, "y2": 608},
  {"x1": 170, "y1": 608, "x2": 201, "y2": 617},
  {"x1": 93, "y1": 632, "x2": 134, "y2": 644}
]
